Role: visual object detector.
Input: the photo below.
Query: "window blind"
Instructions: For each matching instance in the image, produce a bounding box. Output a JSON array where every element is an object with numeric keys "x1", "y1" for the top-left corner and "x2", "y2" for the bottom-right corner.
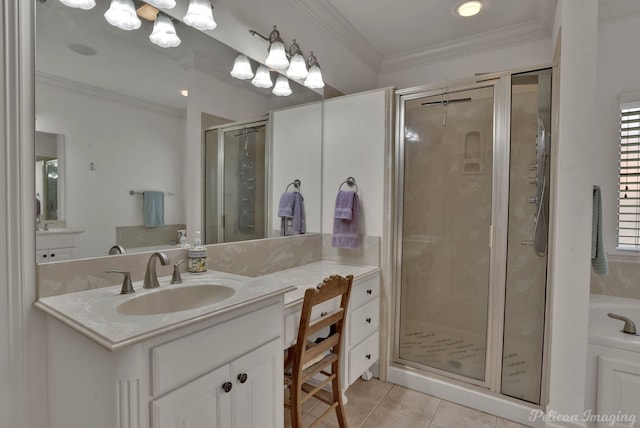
[{"x1": 618, "y1": 105, "x2": 640, "y2": 248}]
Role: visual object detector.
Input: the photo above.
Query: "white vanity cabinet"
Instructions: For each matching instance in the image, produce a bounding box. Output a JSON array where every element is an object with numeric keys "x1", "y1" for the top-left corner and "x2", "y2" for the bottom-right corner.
[
  {"x1": 283, "y1": 270, "x2": 381, "y2": 394},
  {"x1": 36, "y1": 230, "x2": 81, "y2": 262},
  {"x1": 45, "y1": 299, "x2": 284, "y2": 428}
]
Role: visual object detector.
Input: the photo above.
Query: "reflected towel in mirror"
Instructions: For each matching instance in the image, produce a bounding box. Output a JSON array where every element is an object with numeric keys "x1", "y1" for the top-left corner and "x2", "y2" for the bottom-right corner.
[
  {"x1": 143, "y1": 191, "x2": 164, "y2": 227},
  {"x1": 332, "y1": 190, "x2": 359, "y2": 248},
  {"x1": 279, "y1": 191, "x2": 305, "y2": 236}
]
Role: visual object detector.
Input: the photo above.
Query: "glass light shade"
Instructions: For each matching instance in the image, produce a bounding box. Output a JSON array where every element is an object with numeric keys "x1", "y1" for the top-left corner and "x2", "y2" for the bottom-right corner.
[
  {"x1": 104, "y1": 0, "x2": 141, "y2": 31},
  {"x1": 286, "y1": 53, "x2": 308, "y2": 80},
  {"x1": 145, "y1": 0, "x2": 176, "y2": 8},
  {"x1": 230, "y1": 55, "x2": 254, "y2": 80},
  {"x1": 251, "y1": 66, "x2": 273, "y2": 88},
  {"x1": 272, "y1": 76, "x2": 292, "y2": 97},
  {"x1": 59, "y1": 0, "x2": 96, "y2": 9},
  {"x1": 265, "y1": 41, "x2": 289, "y2": 70},
  {"x1": 183, "y1": 0, "x2": 217, "y2": 31},
  {"x1": 456, "y1": 1, "x2": 483, "y2": 17},
  {"x1": 149, "y1": 14, "x2": 181, "y2": 48},
  {"x1": 304, "y1": 64, "x2": 325, "y2": 89}
]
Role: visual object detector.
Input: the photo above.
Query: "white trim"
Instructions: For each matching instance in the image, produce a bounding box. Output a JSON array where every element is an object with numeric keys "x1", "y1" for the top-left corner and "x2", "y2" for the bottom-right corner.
[{"x1": 35, "y1": 71, "x2": 185, "y2": 119}]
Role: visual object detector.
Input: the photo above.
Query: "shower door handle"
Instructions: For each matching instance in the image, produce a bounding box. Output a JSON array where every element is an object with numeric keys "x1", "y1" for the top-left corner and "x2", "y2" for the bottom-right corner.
[{"x1": 522, "y1": 240, "x2": 534, "y2": 246}]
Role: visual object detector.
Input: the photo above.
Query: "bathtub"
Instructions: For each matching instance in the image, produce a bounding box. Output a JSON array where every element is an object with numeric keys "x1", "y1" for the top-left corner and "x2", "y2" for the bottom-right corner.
[{"x1": 586, "y1": 294, "x2": 640, "y2": 427}]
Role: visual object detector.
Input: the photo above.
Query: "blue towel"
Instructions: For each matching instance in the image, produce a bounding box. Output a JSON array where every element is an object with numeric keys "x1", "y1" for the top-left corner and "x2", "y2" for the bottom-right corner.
[
  {"x1": 332, "y1": 191, "x2": 360, "y2": 248},
  {"x1": 592, "y1": 185, "x2": 608, "y2": 275},
  {"x1": 143, "y1": 191, "x2": 164, "y2": 227},
  {"x1": 279, "y1": 192, "x2": 306, "y2": 236}
]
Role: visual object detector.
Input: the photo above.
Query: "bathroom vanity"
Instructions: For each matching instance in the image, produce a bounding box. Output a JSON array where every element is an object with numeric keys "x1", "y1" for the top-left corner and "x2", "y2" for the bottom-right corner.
[
  {"x1": 35, "y1": 229, "x2": 82, "y2": 263},
  {"x1": 35, "y1": 261, "x2": 380, "y2": 428}
]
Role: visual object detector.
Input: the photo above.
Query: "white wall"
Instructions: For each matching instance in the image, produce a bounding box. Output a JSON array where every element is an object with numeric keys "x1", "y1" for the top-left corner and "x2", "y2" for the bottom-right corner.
[
  {"x1": 546, "y1": 0, "x2": 598, "y2": 424},
  {"x1": 35, "y1": 80, "x2": 185, "y2": 258},
  {"x1": 594, "y1": 15, "x2": 640, "y2": 256},
  {"x1": 322, "y1": 88, "x2": 390, "y2": 237},
  {"x1": 378, "y1": 37, "x2": 553, "y2": 91},
  {"x1": 271, "y1": 101, "x2": 323, "y2": 234}
]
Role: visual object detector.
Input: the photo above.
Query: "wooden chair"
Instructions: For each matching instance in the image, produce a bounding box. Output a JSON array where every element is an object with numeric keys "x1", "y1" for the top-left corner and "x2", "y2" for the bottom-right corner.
[{"x1": 284, "y1": 274, "x2": 354, "y2": 428}]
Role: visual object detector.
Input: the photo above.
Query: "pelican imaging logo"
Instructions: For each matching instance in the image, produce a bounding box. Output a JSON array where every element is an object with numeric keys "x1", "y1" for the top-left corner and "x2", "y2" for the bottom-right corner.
[{"x1": 529, "y1": 409, "x2": 636, "y2": 426}]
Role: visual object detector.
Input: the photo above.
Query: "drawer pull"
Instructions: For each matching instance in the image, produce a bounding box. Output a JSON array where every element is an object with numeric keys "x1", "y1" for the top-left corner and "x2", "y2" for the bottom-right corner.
[
  {"x1": 366, "y1": 289, "x2": 372, "y2": 295},
  {"x1": 222, "y1": 382, "x2": 233, "y2": 393},
  {"x1": 321, "y1": 311, "x2": 328, "y2": 317},
  {"x1": 237, "y1": 373, "x2": 248, "y2": 384},
  {"x1": 366, "y1": 317, "x2": 372, "y2": 324},
  {"x1": 365, "y1": 354, "x2": 371, "y2": 360},
  {"x1": 50, "y1": 253, "x2": 55, "y2": 258}
]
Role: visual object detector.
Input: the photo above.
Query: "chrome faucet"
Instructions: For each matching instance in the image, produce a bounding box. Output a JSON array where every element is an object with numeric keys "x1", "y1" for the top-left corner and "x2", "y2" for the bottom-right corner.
[
  {"x1": 608, "y1": 313, "x2": 638, "y2": 335},
  {"x1": 143, "y1": 252, "x2": 170, "y2": 289}
]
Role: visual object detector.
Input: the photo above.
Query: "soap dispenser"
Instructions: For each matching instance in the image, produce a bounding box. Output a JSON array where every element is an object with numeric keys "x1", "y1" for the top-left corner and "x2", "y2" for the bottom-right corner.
[{"x1": 187, "y1": 231, "x2": 208, "y2": 274}]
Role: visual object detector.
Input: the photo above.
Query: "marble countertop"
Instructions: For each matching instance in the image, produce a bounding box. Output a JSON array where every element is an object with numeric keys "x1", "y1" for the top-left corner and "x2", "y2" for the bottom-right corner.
[
  {"x1": 35, "y1": 261, "x2": 379, "y2": 352},
  {"x1": 36, "y1": 228, "x2": 83, "y2": 235}
]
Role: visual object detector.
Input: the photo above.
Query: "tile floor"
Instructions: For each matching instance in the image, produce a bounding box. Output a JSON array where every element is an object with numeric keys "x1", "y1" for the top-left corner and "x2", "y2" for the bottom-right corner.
[{"x1": 284, "y1": 378, "x2": 533, "y2": 428}]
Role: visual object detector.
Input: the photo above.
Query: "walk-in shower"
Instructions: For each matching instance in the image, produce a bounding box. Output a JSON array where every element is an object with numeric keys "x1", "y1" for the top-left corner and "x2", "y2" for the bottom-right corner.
[
  {"x1": 203, "y1": 120, "x2": 268, "y2": 244},
  {"x1": 394, "y1": 68, "x2": 552, "y2": 407}
]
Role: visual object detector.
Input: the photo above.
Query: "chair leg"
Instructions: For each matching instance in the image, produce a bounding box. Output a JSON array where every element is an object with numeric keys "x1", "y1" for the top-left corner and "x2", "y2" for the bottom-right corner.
[
  {"x1": 331, "y1": 361, "x2": 347, "y2": 428},
  {"x1": 290, "y1": 385, "x2": 303, "y2": 428}
]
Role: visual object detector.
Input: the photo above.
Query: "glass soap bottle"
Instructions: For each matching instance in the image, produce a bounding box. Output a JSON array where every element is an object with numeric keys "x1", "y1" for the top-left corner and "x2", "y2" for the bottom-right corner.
[{"x1": 187, "y1": 231, "x2": 208, "y2": 274}]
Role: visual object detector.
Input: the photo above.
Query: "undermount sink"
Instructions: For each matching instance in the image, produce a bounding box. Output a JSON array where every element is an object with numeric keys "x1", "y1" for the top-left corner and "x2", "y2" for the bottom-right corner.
[{"x1": 117, "y1": 284, "x2": 236, "y2": 316}]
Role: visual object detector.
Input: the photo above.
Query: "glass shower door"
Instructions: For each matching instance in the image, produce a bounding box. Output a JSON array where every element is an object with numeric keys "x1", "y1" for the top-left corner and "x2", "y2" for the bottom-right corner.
[{"x1": 397, "y1": 85, "x2": 495, "y2": 383}]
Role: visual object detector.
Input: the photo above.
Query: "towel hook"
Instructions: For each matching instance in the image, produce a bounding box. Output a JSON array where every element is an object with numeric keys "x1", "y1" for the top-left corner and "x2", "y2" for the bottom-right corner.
[
  {"x1": 286, "y1": 179, "x2": 301, "y2": 192},
  {"x1": 338, "y1": 177, "x2": 358, "y2": 193}
]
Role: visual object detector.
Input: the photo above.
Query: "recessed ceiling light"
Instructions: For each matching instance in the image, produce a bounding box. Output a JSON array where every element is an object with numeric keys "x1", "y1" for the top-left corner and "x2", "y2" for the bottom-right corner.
[
  {"x1": 456, "y1": 1, "x2": 483, "y2": 17},
  {"x1": 67, "y1": 43, "x2": 98, "y2": 56},
  {"x1": 180, "y1": 89, "x2": 188, "y2": 97}
]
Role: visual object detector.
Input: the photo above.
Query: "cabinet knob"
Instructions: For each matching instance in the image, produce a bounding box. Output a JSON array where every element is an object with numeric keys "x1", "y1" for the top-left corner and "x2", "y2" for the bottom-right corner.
[
  {"x1": 365, "y1": 354, "x2": 371, "y2": 360},
  {"x1": 237, "y1": 373, "x2": 248, "y2": 384},
  {"x1": 50, "y1": 253, "x2": 55, "y2": 258},
  {"x1": 42, "y1": 254, "x2": 47, "y2": 258},
  {"x1": 321, "y1": 311, "x2": 328, "y2": 317},
  {"x1": 366, "y1": 317, "x2": 372, "y2": 324},
  {"x1": 222, "y1": 382, "x2": 233, "y2": 393},
  {"x1": 366, "y1": 289, "x2": 372, "y2": 295}
]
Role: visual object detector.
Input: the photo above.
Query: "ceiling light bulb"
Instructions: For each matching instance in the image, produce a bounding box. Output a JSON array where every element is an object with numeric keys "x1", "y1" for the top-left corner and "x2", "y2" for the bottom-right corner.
[
  {"x1": 265, "y1": 26, "x2": 289, "y2": 70},
  {"x1": 104, "y1": 0, "x2": 141, "y2": 31},
  {"x1": 287, "y1": 54, "x2": 308, "y2": 80},
  {"x1": 149, "y1": 14, "x2": 181, "y2": 48},
  {"x1": 272, "y1": 75, "x2": 292, "y2": 97},
  {"x1": 59, "y1": 0, "x2": 96, "y2": 9},
  {"x1": 183, "y1": 0, "x2": 217, "y2": 31},
  {"x1": 230, "y1": 54, "x2": 254, "y2": 80},
  {"x1": 180, "y1": 89, "x2": 188, "y2": 97},
  {"x1": 251, "y1": 65, "x2": 273, "y2": 88},
  {"x1": 145, "y1": 0, "x2": 176, "y2": 9},
  {"x1": 303, "y1": 52, "x2": 324, "y2": 89},
  {"x1": 456, "y1": 1, "x2": 483, "y2": 17}
]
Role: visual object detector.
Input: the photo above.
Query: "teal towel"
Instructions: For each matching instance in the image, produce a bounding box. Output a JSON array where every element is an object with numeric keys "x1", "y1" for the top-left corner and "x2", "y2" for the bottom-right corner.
[
  {"x1": 143, "y1": 191, "x2": 164, "y2": 227},
  {"x1": 591, "y1": 185, "x2": 608, "y2": 275}
]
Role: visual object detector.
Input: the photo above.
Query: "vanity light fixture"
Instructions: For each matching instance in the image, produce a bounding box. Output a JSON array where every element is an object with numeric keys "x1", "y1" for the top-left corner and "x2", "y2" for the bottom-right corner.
[
  {"x1": 183, "y1": 0, "x2": 217, "y2": 31},
  {"x1": 230, "y1": 54, "x2": 254, "y2": 80},
  {"x1": 149, "y1": 13, "x2": 181, "y2": 48},
  {"x1": 456, "y1": 0, "x2": 483, "y2": 17},
  {"x1": 144, "y1": 0, "x2": 176, "y2": 9},
  {"x1": 286, "y1": 40, "x2": 308, "y2": 80},
  {"x1": 272, "y1": 75, "x2": 292, "y2": 96},
  {"x1": 303, "y1": 51, "x2": 324, "y2": 89},
  {"x1": 251, "y1": 65, "x2": 273, "y2": 89},
  {"x1": 104, "y1": 0, "x2": 141, "y2": 31},
  {"x1": 264, "y1": 26, "x2": 289, "y2": 70},
  {"x1": 59, "y1": 0, "x2": 96, "y2": 9}
]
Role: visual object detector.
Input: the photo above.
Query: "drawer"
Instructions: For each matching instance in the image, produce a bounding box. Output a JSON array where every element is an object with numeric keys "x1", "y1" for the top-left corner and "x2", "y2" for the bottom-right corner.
[
  {"x1": 150, "y1": 303, "x2": 280, "y2": 396},
  {"x1": 348, "y1": 332, "x2": 379, "y2": 385},
  {"x1": 348, "y1": 298, "x2": 379, "y2": 347},
  {"x1": 351, "y1": 274, "x2": 379, "y2": 309},
  {"x1": 284, "y1": 297, "x2": 339, "y2": 348}
]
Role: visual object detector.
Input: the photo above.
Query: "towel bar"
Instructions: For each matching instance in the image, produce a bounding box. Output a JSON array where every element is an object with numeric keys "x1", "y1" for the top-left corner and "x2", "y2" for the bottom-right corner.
[{"x1": 129, "y1": 190, "x2": 175, "y2": 197}]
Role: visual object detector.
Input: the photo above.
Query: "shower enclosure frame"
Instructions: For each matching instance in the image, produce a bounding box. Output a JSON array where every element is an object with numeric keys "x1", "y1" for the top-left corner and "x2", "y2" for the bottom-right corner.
[
  {"x1": 203, "y1": 119, "x2": 270, "y2": 244},
  {"x1": 390, "y1": 67, "x2": 553, "y2": 409}
]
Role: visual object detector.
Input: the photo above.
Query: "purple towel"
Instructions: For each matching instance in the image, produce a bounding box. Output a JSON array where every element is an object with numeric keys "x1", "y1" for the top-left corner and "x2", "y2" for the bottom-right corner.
[
  {"x1": 332, "y1": 191, "x2": 360, "y2": 248},
  {"x1": 280, "y1": 192, "x2": 306, "y2": 236}
]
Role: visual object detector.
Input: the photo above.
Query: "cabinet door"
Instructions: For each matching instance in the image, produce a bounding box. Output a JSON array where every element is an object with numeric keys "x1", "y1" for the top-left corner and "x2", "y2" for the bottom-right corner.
[
  {"x1": 229, "y1": 338, "x2": 282, "y2": 428},
  {"x1": 151, "y1": 364, "x2": 232, "y2": 428}
]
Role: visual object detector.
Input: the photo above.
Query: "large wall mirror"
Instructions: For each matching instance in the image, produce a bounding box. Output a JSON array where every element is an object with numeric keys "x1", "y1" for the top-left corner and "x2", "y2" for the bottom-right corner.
[{"x1": 35, "y1": 0, "x2": 323, "y2": 262}]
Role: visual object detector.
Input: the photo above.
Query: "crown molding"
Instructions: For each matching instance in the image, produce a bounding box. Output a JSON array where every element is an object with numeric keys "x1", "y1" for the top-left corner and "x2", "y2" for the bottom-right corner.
[
  {"x1": 379, "y1": 18, "x2": 552, "y2": 74},
  {"x1": 289, "y1": 0, "x2": 383, "y2": 72},
  {"x1": 35, "y1": 71, "x2": 185, "y2": 119}
]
